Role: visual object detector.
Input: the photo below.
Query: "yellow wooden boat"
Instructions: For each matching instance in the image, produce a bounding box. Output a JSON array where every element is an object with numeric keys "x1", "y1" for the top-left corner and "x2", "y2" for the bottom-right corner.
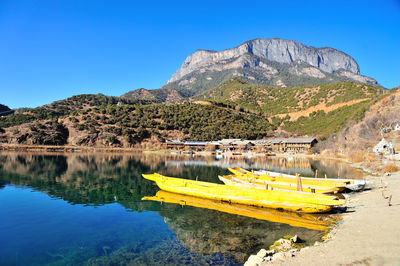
[
  {"x1": 229, "y1": 167, "x2": 347, "y2": 193},
  {"x1": 253, "y1": 169, "x2": 369, "y2": 192},
  {"x1": 143, "y1": 190, "x2": 332, "y2": 231},
  {"x1": 142, "y1": 173, "x2": 345, "y2": 213},
  {"x1": 219, "y1": 174, "x2": 343, "y2": 194}
]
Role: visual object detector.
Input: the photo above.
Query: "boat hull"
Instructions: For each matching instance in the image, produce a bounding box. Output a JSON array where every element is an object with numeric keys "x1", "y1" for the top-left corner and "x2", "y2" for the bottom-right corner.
[
  {"x1": 142, "y1": 173, "x2": 345, "y2": 213},
  {"x1": 221, "y1": 174, "x2": 342, "y2": 194},
  {"x1": 254, "y1": 170, "x2": 368, "y2": 191},
  {"x1": 230, "y1": 167, "x2": 347, "y2": 190}
]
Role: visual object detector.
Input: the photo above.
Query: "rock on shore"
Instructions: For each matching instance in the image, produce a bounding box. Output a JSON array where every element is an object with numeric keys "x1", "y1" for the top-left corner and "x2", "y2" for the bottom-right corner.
[{"x1": 244, "y1": 235, "x2": 302, "y2": 265}]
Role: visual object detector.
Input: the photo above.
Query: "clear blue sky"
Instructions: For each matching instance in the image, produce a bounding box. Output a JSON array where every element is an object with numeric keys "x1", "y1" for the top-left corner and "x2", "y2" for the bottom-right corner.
[{"x1": 1, "y1": 0, "x2": 399, "y2": 108}]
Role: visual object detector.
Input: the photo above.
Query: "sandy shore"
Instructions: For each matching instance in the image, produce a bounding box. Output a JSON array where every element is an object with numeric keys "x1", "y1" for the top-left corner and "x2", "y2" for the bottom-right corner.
[{"x1": 262, "y1": 171, "x2": 400, "y2": 265}]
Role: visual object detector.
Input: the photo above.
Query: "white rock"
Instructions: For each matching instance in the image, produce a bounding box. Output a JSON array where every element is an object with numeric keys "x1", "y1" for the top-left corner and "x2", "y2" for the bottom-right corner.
[
  {"x1": 266, "y1": 249, "x2": 276, "y2": 256},
  {"x1": 257, "y1": 249, "x2": 268, "y2": 258},
  {"x1": 276, "y1": 238, "x2": 292, "y2": 250},
  {"x1": 244, "y1": 254, "x2": 263, "y2": 266},
  {"x1": 271, "y1": 252, "x2": 287, "y2": 261},
  {"x1": 301, "y1": 246, "x2": 310, "y2": 252},
  {"x1": 264, "y1": 256, "x2": 272, "y2": 262}
]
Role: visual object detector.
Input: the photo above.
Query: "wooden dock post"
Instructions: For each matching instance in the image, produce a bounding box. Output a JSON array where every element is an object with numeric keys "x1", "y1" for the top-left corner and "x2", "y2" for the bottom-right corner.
[
  {"x1": 315, "y1": 170, "x2": 318, "y2": 178},
  {"x1": 296, "y1": 173, "x2": 303, "y2": 191}
]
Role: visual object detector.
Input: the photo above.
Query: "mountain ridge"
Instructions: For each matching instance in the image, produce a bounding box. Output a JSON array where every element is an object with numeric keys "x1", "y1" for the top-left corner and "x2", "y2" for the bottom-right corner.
[
  {"x1": 166, "y1": 38, "x2": 363, "y2": 84},
  {"x1": 122, "y1": 38, "x2": 378, "y2": 102}
]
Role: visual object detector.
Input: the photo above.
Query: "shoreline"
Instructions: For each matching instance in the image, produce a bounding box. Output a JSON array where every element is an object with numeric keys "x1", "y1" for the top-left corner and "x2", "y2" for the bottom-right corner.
[
  {"x1": 0, "y1": 143, "x2": 144, "y2": 153},
  {"x1": 0, "y1": 143, "x2": 352, "y2": 161},
  {"x1": 247, "y1": 167, "x2": 400, "y2": 265}
]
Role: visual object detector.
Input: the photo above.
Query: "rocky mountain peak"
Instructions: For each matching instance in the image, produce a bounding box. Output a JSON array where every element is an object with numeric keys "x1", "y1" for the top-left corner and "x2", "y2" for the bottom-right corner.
[{"x1": 167, "y1": 38, "x2": 361, "y2": 84}]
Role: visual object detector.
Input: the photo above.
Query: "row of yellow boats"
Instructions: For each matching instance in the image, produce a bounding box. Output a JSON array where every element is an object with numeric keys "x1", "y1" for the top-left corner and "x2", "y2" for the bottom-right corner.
[
  {"x1": 141, "y1": 167, "x2": 370, "y2": 230},
  {"x1": 226, "y1": 167, "x2": 367, "y2": 192},
  {"x1": 141, "y1": 168, "x2": 353, "y2": 214},
  {"x1": 142, "y1": 173, "x2": 345, "y2": 213}
]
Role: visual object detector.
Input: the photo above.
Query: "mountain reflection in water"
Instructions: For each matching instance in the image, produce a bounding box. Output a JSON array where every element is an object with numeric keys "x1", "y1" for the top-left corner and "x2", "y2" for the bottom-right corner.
[{"x1": 0, "y1": 152, "x2": 353, "y2": 264}]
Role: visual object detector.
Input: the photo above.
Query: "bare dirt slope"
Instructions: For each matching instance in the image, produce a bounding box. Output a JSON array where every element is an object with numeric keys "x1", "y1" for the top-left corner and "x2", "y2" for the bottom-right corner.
[
  {"x1": 275, "y1": 98, "x2": 369, "y2": 121},
  {"x1": 268, "y1": 172, "x2": 400, "y2": 265},
  {"x1": 318, "y1": 88, "x2": 400, "y2": 155}
]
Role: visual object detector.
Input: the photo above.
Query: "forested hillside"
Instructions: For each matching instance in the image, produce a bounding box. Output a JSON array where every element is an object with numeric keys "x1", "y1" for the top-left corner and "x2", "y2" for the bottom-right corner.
[
  {"x1": 0, "y1": 103, "x2": 275, "y2": 147},
  {"x1": 0, "y1": 94, "x2": 156, "y2": 128},
  {"x1": 195, "y1": 79, "x2": 384, "y2": 138},
  {"x1": 0, "y1": 80, "x2": 389, "y2": 147},
  {"x1": 196, "y1": 78, "x2": 382, "y2": 115}
]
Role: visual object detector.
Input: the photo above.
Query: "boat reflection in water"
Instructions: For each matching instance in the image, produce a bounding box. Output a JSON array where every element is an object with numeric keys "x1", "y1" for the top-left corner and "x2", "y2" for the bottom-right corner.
[
  {"x1": 165, "y1": 155, "x2": 363, "y2": 180},
  {"x1": 143, "y1": 191, "x2": 332, "y2": 231}
]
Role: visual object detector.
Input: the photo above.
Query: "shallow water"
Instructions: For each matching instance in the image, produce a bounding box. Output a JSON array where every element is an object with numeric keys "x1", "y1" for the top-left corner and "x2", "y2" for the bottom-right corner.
[{"x1": 0, "y1": 152, "x2": 356, "y2": 265}]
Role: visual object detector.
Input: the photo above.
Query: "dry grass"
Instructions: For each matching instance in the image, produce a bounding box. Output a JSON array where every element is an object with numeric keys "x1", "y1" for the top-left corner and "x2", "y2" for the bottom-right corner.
[
  {"x1": 350, "y1": 152, "x2": 365, "y2": 163},
  {"x1": 193, "y1": 101, "x2": 212, "y2": 106},
  {"x1": 275, "y1": 98, "x2": 369, "y2": 121},
  {"x1": 364, "y1": 162, "x2": 372, "y2": 168},
  {"x1": 382, "y1": 164, "x2": 399, "y2": 173},
  {"x1": 334, "y1": 154, "x2": 346, "y2": 159},
  {"x1": 365, "y1": 152, "x2": 378, "y2": 162},
  {"x1": 320, "y1": 149, "x2": 334, "y2": 157}
]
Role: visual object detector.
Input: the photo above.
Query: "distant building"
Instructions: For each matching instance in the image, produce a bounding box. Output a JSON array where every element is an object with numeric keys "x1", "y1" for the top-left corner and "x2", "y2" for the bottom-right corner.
[
  {"x1": 373, "y1": 138, "x2": 395, "y2": 155},
  {"x1": 166, "y1": 140, "x2": 185, "y2": 149},
  {"x1": 183, "y1": 141, "x2": 207, "y2": 151},
  {"x1": 231, "y1": 140, "x2": 255, "y2": 151},
  {"x1": 165, "y1": 137, "x2": 316, "y2": 153},
  {"x1": 207, "y1": 141, "x2": 222, "y2": 150},
  {"x1": 270, "y1": 137, "x2": 318, "y2": 153},
  {"x1": 217, "y1": 139, "x2": 255, "y2": 151},
  {"x1": 166, "y1": 140, "x2": 207, "y2": 151},
  {"x1": 165, "y1": 139, "x2": 255, "y2": 152}
]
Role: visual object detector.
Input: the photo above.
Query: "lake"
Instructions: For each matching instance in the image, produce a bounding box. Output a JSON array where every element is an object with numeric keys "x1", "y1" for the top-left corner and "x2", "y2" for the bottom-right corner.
[{"x1": 0, "y1": 152, "x2": 361, "y2": 265}]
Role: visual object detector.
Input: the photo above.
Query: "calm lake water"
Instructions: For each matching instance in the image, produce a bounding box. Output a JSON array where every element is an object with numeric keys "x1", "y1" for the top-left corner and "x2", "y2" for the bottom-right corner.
[{"x1": 0, "y1": 152, "x2": 362, "y2": 265}]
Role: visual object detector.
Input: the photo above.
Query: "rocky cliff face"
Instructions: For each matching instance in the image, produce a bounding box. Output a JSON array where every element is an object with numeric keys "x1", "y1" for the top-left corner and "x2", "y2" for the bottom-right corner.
[
  {"x1": 161, "y1": 38, "x2": 377, "y2": 96},
  {"x1": 168, "y1": 38, "x2": 361, "y2": 83}
]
